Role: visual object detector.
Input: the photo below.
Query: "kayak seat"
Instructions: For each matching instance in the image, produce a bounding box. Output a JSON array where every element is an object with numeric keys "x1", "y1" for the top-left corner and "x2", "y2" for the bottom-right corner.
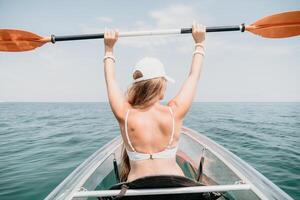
[{"x1": 99, "y1": 175, "x2": 223, "y2": 200}]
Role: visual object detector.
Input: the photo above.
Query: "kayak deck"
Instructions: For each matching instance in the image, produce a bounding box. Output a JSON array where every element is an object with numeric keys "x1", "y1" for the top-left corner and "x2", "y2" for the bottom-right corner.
[{"x1": 45, "y1": 127, "x2": 293, "y2": 200}]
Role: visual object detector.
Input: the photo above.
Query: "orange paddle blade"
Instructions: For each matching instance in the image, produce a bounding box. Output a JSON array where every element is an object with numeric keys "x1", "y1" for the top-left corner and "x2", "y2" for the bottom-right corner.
[
  {"x1": 246, "y1": 10, "x2": 300, "y2": 38},
  {"x1": 0, "y1": 29, "x2": 50, "y2": 52}
]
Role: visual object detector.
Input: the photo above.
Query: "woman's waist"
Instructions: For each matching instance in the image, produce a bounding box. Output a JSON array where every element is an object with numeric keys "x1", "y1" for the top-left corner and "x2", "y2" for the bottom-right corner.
[
  {"x1": 129, "y1": 159, "x2": 178, "y2": 171},
  {"x1": 127, "y1": 162, "x2": 184, "y2": 182}
]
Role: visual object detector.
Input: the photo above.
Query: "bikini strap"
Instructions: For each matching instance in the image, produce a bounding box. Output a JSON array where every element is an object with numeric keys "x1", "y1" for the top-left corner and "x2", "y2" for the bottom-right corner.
[
  {"x1": 167, "y1": 107, "x2": 175, "y2": 148},
  {"x1": 125, "y1": 109, "x2": 136, "y2": 152}
]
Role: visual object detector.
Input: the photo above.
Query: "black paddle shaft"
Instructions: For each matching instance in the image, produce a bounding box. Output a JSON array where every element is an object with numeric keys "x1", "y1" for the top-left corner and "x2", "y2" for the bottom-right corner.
[
  {"x1": 51, "y1": 24, "x2": 245, "y2": 43},
  {"x1": 181, "y1": 24, "x2": 245, "y2": 34}
]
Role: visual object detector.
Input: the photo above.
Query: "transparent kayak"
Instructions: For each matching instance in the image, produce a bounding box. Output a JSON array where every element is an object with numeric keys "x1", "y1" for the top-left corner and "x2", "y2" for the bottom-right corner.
[{"x1": 44, "y1": 127, "x2": 293, "y2": 200}]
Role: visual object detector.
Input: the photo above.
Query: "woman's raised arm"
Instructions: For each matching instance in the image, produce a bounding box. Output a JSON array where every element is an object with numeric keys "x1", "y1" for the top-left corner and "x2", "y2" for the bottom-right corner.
[
  {"x1": 168, "y1": 22, "x2": 206, "y2": 119},
  {"x1": 103, "y1": 30, "x2": 127, "y2": 121}
]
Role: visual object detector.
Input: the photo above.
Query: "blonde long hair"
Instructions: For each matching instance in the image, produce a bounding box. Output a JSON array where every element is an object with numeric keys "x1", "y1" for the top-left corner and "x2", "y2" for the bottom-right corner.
[{"x1": 119, "y1": 70, "x2": 167, "y2": 181}]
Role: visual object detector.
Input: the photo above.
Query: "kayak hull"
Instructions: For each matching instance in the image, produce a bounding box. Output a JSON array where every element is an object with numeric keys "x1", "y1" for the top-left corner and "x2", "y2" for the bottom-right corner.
[{"x1": 45, "y1": 127, "x2": 293, "y2": 200}]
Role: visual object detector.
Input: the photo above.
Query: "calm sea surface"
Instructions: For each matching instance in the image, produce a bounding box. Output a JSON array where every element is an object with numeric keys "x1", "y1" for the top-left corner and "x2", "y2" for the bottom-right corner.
[{"x1": 0, "y1": 103, "x2": 299, "y2": 199}]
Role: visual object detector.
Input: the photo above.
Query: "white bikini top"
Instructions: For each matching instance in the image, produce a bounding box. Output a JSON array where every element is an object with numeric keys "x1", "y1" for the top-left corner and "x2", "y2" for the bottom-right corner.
[{"x1": 124, "y1": 107, "x2": 178, "y2": 161}]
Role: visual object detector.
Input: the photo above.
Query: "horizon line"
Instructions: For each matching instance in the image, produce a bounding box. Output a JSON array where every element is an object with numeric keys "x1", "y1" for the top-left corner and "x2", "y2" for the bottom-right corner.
[{"x1": 1, "y1": 101, "x2": 299, "y2": 103}]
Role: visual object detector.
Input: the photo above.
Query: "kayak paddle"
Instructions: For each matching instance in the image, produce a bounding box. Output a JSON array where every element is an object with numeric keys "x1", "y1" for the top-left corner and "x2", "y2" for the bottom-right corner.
[{"x1": 0, "y1": 10, "x2": 299, "y2": 52}]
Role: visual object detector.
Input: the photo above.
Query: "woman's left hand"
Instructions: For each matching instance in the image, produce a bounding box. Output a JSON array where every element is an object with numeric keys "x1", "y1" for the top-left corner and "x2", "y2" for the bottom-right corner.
[{"x1": 104, "y1": 29, "x2": 119, "y2": 52}]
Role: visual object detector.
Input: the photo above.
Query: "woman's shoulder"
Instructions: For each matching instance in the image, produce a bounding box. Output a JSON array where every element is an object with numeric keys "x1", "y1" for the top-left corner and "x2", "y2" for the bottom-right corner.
[
  {"x1": 114, "y1": 102, "x2": 132, "y2": 123},
  {"x1": 166, "y1": 101, "x2": 181, "y2": 120}
]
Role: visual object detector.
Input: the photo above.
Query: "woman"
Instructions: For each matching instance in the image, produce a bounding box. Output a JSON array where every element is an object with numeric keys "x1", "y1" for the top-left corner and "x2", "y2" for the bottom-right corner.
[{"x1": 103, "y1": 22, "x2": 205, "y2": 182}]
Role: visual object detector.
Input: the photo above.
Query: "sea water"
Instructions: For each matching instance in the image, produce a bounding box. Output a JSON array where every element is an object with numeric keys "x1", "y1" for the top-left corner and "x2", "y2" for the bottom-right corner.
[{"x1": 0, "y1": 102, "x2": 299, "y2": 199}]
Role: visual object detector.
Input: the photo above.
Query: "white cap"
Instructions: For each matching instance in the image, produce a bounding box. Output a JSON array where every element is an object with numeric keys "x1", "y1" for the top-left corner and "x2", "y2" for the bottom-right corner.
[{"x1": 132, "y1": 57, "x2": 175, "y2": 83}]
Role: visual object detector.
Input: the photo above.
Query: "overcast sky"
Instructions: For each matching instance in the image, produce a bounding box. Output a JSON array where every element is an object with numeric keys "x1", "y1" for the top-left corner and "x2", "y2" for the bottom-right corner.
[{"x1": 0, "y1": 0, "x2": 299, "y2": 102}]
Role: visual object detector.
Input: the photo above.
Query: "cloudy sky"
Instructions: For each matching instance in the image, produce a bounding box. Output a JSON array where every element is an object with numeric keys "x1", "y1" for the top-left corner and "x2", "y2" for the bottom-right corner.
[{"x1": 0, "y1": 0, "x2": 299, "y2": 102}]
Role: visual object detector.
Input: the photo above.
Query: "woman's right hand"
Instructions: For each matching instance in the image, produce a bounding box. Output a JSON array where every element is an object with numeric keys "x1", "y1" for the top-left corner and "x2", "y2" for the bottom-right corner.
[{"x1": 192, "y1": 22, "x2": 205, "y2": 43}]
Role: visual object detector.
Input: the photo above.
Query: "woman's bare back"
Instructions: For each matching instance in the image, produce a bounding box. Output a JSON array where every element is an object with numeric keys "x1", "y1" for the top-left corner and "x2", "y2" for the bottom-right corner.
[{"x1": 120, "y1": 104, "x2": 184, "y2": 181}]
